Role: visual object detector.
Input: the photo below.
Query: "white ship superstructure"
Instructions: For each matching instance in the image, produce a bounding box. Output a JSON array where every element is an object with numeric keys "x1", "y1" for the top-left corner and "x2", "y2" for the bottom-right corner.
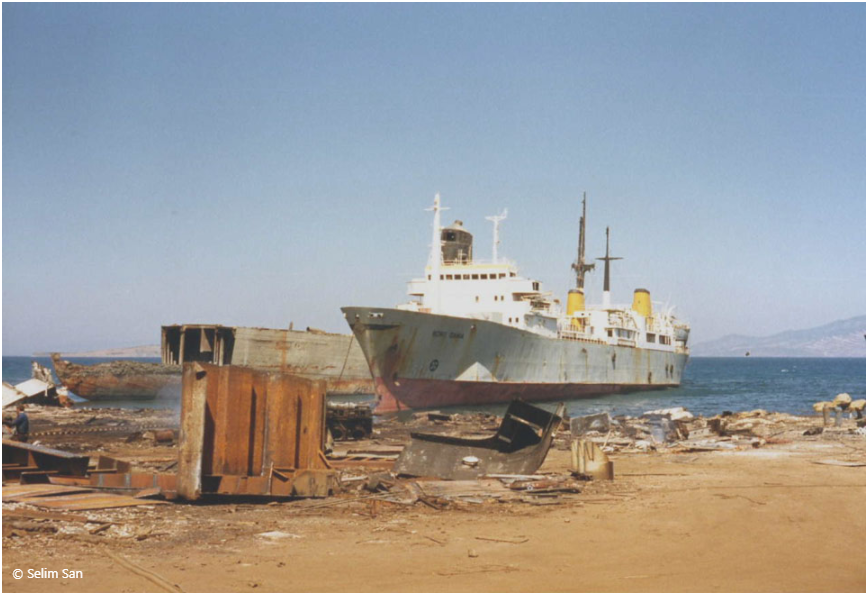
[
  {"x1": 399, "y1": 195, "x2": 688, "y2": 354},
  {"x1": 344, "y1": 193, "x2": 690, "y2": 413}
]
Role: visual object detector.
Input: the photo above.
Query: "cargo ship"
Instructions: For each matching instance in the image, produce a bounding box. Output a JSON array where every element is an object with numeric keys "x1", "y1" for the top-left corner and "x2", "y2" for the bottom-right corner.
[{"x1": 343, "y1": 194, "x2": 690, "y2": 413}]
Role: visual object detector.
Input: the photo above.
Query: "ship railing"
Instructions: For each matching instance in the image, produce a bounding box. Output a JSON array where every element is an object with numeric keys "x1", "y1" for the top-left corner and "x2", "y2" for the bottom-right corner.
[{"x1": 557, "y1": 328, "x2": 605, "y2": 344}]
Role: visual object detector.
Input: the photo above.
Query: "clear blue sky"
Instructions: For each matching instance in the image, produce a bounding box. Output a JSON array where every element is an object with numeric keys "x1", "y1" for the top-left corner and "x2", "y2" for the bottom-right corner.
[{"x1": 3, "y1": 3, "x2": 865, "y2": 354}]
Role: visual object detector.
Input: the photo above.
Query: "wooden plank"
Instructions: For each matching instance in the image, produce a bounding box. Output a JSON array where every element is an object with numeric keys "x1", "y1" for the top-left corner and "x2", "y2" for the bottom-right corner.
[{"x1": 177, "y1": 363, "x2": 208, "y2": 500}]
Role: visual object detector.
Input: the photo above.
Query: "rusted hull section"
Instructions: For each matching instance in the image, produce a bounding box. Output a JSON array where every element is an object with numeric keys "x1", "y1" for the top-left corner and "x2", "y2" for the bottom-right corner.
[
  {"x1": 177, "y1": 363, "x2": 338, "y2": 500},
  {"x1": 343, "y1": 307, "x2": 689, "y2": 413},
  {"x1": 161, "y1": 325, "x2": 374, "y2": 395},
  {"x1": 50, "y1": 354, "x2": 181, "y2": 401}
]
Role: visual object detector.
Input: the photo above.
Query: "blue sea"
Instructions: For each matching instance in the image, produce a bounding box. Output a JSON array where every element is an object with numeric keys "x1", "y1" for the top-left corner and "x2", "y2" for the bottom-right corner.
[{"x1": 3, "y1": 356, "x2": 865, "y2": 418}]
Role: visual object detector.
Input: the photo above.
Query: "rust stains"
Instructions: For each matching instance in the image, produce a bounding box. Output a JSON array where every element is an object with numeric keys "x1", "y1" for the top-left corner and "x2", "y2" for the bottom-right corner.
[{"x1": 178, "y1": 363, "x2": 337, "y2": 500}]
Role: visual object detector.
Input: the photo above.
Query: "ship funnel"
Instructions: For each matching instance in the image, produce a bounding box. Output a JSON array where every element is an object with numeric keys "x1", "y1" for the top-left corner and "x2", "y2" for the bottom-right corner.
[
  {"x1": 567, "y1": 289, "x2": 585, "y2": 315},
  {"x1": 567, "y1": 288, "x2": 586, "y2": 330},
  {"x1": 632, "y1": 288, "x2": 652, "y2": 318}
]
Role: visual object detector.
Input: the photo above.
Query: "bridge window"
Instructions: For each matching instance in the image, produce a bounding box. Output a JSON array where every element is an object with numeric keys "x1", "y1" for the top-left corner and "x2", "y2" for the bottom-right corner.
[{"x1": 647, "y1": 333, "x2": 656, "y2": 342}]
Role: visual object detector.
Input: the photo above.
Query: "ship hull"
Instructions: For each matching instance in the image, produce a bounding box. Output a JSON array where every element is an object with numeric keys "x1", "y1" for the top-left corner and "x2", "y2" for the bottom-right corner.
[
  {"x1": 343, "y1": 307, "x2": 689, "y2": 413},
  {"x1": 161, "y1": 325, "x2": 374, "y2": 395},
  {"x1": 51, "y1": 355, "x2": 181, "y2": 401}
]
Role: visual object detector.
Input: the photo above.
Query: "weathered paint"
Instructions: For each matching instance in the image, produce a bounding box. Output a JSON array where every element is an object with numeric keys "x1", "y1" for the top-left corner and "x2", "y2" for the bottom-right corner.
[
  {"x1": 394, "y1": 400, "x2": 565, "y2": 479},
  {"x1": 161, "y1": 325, "x2": 374, "y2": 395},
  {"x1": 343, "y1": 307, "x2": 689, "y2": 413},
  {"x1": 51, "y1": 354, "x2": 181, "y2": 401}
]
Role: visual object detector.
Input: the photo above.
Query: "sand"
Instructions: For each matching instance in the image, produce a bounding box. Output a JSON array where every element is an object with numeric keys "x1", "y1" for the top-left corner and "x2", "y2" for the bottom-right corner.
[{"x1": 3, "y1": 421, "x2": 864, "y2": 593}]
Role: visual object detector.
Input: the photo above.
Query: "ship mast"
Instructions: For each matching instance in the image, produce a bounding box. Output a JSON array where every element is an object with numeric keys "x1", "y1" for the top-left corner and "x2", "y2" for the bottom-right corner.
[
  {"x1": 485, "y1": 209, "x2": 508, "y2": 264},
  {"x1": 596, "y1": 226, "x2": 622, "y2": 309},
  {"x1": 571, "y1": 192, "x2": 595, "y2": 289},
  {"x1": 425, "y1": 193, "x2": 448, "y2": 314}
]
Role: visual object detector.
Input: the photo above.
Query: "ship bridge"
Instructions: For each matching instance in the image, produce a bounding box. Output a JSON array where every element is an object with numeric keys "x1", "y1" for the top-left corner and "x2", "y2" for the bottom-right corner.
[{"x1": 398, "y1": 198, "x2": 558, "y2": 330}]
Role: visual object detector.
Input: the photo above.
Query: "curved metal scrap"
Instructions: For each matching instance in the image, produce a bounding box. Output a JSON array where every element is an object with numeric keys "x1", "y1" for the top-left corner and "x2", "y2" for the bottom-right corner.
[{"x1": 394, "y1": 400, "x2": 565, "y2": 480}]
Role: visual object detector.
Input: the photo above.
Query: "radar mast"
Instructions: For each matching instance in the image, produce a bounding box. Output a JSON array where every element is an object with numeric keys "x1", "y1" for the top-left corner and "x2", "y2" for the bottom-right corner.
[
  {"x1": 485, "y1": 209, "x2": 508, "y2": 263},
  {"x1": 571, "y1": 192, "x2": 596, "y2": 289},
  {"x1": 596, "y1": 226, "x2": 622, "y2": 308},
  {"x1": 425, "y1": 193, "x2": 448, "y2": 314}
]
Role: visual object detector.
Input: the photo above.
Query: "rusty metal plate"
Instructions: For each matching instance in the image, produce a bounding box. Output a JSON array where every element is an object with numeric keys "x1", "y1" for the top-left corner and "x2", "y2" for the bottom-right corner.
[
  {"x1": 3, "y1": 439, "x2": 90, "y2": 480},
  {"x1": 20, "y1": 492, "x2": 169, "y2": 511},
  {"x1": 394, "y1": 400, "x2": 565, "y2": 480},
  {"x1": 3, "y1": 484, "x2": 92, "y2": 501},
  {"x1": 177, "y1": 363, "x2": 337, "y2": 500}
]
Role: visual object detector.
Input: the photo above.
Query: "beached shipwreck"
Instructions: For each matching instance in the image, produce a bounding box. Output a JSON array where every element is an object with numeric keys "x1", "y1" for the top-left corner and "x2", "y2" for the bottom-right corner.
[
  {"x1": 50, "y1": 324, "x2": 374, "y2": 401},
  {"x1": 51, "y1": 355, "x2": 181, "y2": 401}
]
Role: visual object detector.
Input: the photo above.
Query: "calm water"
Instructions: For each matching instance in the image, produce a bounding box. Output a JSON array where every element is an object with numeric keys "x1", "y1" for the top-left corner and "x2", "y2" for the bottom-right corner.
[{"x1": 3, "y1": 356, "x2": 865, "y2": 418}]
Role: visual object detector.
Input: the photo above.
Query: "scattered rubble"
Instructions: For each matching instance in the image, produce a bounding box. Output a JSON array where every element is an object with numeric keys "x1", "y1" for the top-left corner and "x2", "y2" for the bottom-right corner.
[
  {"x1": 3, "y1": 361, "x2": 71, "y2": 408},
  {"x1": 327, "y1": 402, "x2": 374, "y2": 441},
  {"x1": 3, "y1": 388, "x2": 864, "y2": 561}
]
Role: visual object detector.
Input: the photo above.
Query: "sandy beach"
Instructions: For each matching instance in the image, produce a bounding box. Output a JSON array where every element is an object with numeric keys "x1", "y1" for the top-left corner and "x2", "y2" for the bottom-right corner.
[{"x1": 2, "y1": 406, "x2": 864, "y2": 593}]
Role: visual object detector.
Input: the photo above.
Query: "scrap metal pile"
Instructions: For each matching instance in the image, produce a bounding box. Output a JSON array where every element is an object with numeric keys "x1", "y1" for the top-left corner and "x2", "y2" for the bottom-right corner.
[{"x1": 4, "y1": 361, "x2": 863, "y2": 549}]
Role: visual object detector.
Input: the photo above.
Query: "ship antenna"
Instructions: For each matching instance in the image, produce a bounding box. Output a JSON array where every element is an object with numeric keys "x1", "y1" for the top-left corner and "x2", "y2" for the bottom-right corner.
[
  {"x1": 485, "y1": 209, "x2": 508, "y2": 263},
  {"x1": 571, "y1": 192, "x2": 596, "y2": 289},
  {"x1": 425, "y1": 193, "x2": 448, "y2": 314},
  {"x1": 596, "y1": 226, "x2": 622, "y2": 308}
]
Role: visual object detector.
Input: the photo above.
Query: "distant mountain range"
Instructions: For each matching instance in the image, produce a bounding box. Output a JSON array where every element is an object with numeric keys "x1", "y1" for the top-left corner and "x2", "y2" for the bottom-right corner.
[
  {"x1": 691, "y1": 316, "x2": 866, "y2": 357},
  {"x1": 35, "y1": 345, "x2": 161, "y2": 358}
]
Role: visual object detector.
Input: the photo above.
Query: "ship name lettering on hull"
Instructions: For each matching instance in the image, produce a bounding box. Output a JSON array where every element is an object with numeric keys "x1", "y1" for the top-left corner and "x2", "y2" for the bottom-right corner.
[{"x1": 432, "y1": 330, "x2": 464, "y2": 339}]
